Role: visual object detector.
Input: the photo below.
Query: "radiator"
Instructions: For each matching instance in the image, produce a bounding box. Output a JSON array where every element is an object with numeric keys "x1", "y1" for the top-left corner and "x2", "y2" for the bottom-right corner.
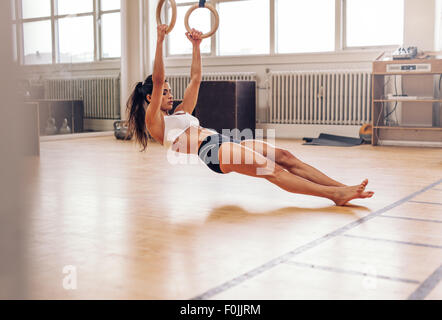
[
  {"x1": 167, "y1": 72, "x2": 257, "y2": 100},
  {"x1": 44, "y1": 76, "x2": 121, "y2": 119},
  {"x1": 269, "y1": 71, "x2": 372, "y2": 125}
]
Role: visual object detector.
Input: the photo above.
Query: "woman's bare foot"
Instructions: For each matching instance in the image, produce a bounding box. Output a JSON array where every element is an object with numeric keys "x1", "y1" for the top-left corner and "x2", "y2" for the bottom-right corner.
[{"x1": 331, "y1": 180, "x2": 374, "y2": 206}]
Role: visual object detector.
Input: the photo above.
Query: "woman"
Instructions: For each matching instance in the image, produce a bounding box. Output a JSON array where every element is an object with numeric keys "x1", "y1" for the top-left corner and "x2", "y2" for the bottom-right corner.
[{"x1": 127, "y1": 25, "x2": 374, "y2": 206}]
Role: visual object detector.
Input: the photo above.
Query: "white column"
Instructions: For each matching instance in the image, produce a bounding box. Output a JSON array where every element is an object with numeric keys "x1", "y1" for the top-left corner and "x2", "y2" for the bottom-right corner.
[
  {"x1": 403, "y1": 0, "x2": 437, "y2": 50},
  {"x1": 436, "y1": 0, "x2": 442, "y2": 50},
  {"x1": 401, "y1": 0, "x2": 438, "y2": 127},
  {"x1": 120, "y1": 0, "x2": 152, "y2": 120}
]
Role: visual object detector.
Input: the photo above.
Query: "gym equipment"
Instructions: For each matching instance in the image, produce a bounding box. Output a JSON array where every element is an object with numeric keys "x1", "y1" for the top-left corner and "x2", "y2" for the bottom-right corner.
[
  {"x1": 59, "y1": 118, "x2": 71, "y2": 135},
  {"x1": 184, "y1": 0, "x2": 219, "y2": 39},
  {"x1": 303, "y1": 134, "x2": 364, "y2": 147},
  {"x1": 31, "y1": 100, "x2": 83, "y2": 136},
  {"x1": 114, "y1": 120, "x2": 132, "y2": 140},
  {"x1": 359, "y1": 124, "x2": 373, "y2": 144},
  {"x1": 156, "y1": 0, "x2": 177, "y2": 34},
  {"x1": 194, "y1": 81, "x2": 256, "y2": 140},
  {"x1": 45, "y1": 117, "x2": 57, "y2": 136}
]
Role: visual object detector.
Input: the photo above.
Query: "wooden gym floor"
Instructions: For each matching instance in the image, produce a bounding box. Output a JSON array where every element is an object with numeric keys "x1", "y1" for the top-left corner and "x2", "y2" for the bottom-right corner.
[{"x1": 23, "y1": 136, "x2": 442, "y2": 299}]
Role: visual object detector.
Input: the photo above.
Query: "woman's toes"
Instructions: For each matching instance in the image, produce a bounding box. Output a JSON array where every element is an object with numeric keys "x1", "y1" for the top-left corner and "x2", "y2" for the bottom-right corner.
[{"x1": 362, "y1": 191, "x2": 374, "y2": 198}]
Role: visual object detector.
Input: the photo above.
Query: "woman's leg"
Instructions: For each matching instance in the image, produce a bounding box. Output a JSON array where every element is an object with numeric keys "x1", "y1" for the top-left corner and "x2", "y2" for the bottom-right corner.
[
  {"x1": 239, "y1": 139, "x2": 352, "y2": 188},
  {"x1": 218, "y1": 142, "x2": 374, "y2": 206}
]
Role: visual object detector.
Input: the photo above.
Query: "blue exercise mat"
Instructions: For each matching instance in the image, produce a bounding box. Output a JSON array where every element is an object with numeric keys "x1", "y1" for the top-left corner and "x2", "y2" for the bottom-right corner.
[{"x1": 303, "y1": 133, "x2": 364, "y2": 147}]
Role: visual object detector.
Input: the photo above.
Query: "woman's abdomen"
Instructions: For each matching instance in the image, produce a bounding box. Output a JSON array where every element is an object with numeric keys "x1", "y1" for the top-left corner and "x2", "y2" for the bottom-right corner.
[{"x1": 171, "y1": 126, "x2": 217, "y2": 154}]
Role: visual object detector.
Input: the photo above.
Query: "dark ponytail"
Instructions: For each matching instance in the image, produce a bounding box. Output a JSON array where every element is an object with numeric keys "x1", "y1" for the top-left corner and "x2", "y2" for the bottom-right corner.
[{"x1": 126, "y1": 75, "x2": 154, "y2": 151}]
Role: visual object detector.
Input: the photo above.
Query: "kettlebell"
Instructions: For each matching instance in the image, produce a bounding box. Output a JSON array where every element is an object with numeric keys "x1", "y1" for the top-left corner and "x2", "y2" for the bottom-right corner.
[
  {"x1": 45, "y1": 117, "x2": 57, "y2": 135},
  {"x1": 359, "y1": 124, "x2": 372, "y2": 144},
  {"x1": 59, "y1": 118, "x2": 71, "y2": 134},
  {"x1": 114, "y1": 121, "x2": 132, "y2": 140}
]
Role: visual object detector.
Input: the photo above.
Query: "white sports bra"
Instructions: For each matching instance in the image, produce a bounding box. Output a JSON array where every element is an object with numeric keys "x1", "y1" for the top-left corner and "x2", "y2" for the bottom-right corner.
[{"x1": 163, "y1": 110, "x2": 200, "y2": 148}]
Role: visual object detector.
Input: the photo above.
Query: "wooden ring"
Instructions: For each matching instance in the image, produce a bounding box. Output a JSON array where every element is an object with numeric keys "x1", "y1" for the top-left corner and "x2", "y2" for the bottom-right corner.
[
  {"x1": 184, "y1": 3, "x2": 219, "y2": 39},
  {"x1": 156, "y1": 0, "x2": 177, "y2": 34}
]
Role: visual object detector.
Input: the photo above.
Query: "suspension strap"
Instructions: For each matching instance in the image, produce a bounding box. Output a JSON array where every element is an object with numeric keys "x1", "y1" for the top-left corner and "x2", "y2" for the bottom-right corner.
[{"x1": 199, "y1": 0, "x2": 206, "y2": 8}]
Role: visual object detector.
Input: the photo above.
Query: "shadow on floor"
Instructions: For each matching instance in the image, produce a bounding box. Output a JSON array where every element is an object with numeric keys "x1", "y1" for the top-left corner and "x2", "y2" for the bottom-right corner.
[{"x1": 205, "y1": 204, "x2": 371, "y2": 224}]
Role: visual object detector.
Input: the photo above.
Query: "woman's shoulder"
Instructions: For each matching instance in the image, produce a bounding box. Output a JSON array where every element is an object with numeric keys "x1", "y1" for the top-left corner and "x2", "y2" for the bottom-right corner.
[{"x1": 146, "y1": 113, "x2": 165, "y2": 139}]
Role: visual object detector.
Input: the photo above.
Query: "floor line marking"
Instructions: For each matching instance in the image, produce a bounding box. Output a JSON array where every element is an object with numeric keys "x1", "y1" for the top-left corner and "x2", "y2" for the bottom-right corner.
[
  {"x1": 409, "y1": 200, "x2": 442, "y2": 206},
  {"x1": 191, "y1": 179, "x2": 442, "y2": 300},
  {"x1": 284, "y1": 261, "x2": 420, "y2": 284},
  {"x1": 378, "y1": 215, "x2": 442, "y2": 224},
  {"x1": 408, "y1": 264, "x2": 442, "y2": 300},
  {"x1": 342, "y1": 234, "x2": 442, "y2": 249}
]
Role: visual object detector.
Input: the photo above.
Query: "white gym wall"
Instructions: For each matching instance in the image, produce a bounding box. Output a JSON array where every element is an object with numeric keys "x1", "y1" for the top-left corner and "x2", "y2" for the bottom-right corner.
[{"x1": 17, "y1": 0, "x2": 440, "y2": 136}]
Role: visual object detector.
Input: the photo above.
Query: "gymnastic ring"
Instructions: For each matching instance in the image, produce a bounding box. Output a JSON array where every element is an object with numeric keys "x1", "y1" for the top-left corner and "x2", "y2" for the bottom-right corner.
[
  {"x1": 184, "y1": 2, "x2": 220, "y2": 39},
  {"x1": 156, "y1": 0, "x2": 177, "y2": 34}
]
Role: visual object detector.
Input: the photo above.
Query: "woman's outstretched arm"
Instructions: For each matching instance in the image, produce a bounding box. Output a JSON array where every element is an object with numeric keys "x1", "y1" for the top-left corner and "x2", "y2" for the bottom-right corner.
[
  {"x1": 175, "y1": 29, "x2": 203, "y2": 115},
  {"x1": 146, "y1": 25, "x2": 167, "y2": 125}
]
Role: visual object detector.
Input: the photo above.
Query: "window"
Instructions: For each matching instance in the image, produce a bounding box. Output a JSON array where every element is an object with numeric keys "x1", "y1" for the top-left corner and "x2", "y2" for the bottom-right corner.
[
  {"x1": 23, "y1": 20, "x2": 53, "y2": 64},
  {"x1": 57, "y1": 0, "x2": 93, "y2": 15},
  {"x1": 14, "y1": 0, "x2": 121, "y2": 65},
  {"x1": 218, "y1": 0, "x2": 269, "y2": 55},
  {"x1": 276, "y1": 0, "x2": 335, "y2": 54},
  {"x1": 346, "y1": 0, "x2": 404, "y2": 47},
  {"x1": 58, "y1": 15, "x2": 94, "y2": 63},
  {"x1": 22, "y1": 0, "x2": 51, "y2": 19},
  {"x1": 164, "y1": 0, "x2": 406, "y2": 58},
  {"x1": 166, "y1": 1, "x2": 211, "y2": 55},
  {"x1": 101, "y1": 0, "x2": 120, "y2": 11},
  {"x1": 101, "y1": 12, "x2": 121, "y2": 58},
  {"x1": 167, "y1": 0, "x2": 270, "y2": 56}
]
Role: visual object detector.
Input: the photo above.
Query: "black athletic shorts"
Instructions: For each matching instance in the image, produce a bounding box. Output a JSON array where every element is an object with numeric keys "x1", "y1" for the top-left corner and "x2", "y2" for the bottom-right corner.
[{"x1": 197, "y1": 134, "x2": 241, "y2": 174}]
